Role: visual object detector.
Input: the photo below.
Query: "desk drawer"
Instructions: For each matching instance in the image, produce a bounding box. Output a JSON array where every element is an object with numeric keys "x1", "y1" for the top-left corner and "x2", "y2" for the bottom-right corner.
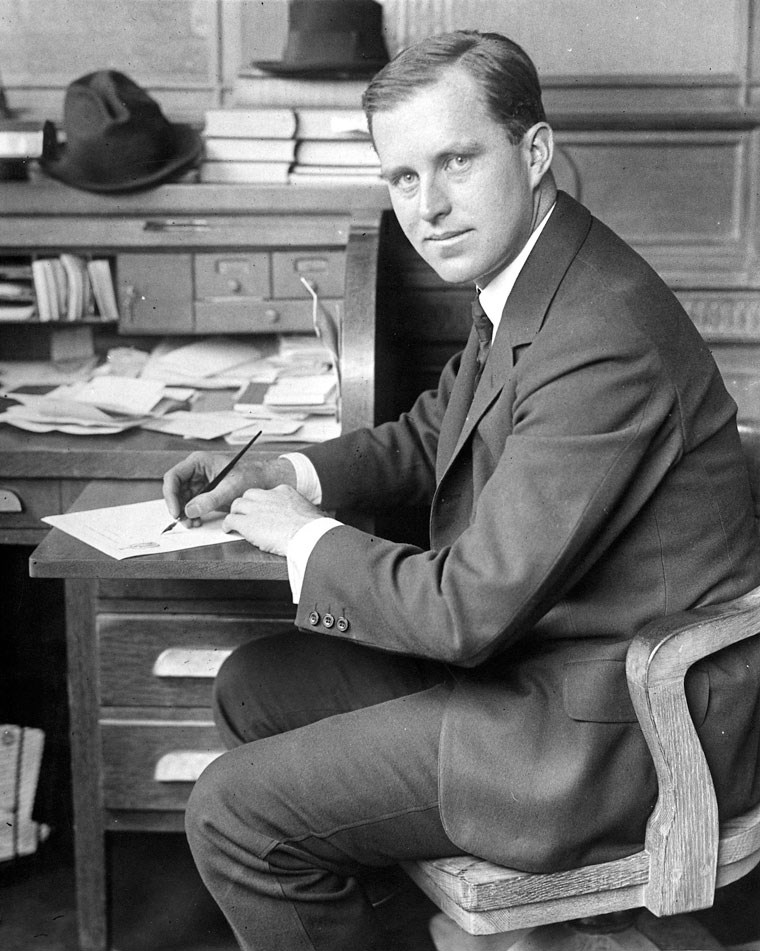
[
  {"x1": 0, "y1": 479, "x2": 60, "y2": 527},
  {"x1": 194, "y1": 297, "x2": 341, "y2": 333},
  {"x1": 98, "y1": 612, "x2": 294, "y2": 706},
  {"x1": 101, "y1": 719, "x2": 224, "y2": 810}
]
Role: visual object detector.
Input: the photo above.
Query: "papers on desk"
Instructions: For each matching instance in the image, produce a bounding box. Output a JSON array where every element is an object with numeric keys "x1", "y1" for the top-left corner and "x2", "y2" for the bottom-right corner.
[
  {"x1": 41, "y1": 498, "x2": 244, "y2": 560},
  {"x1": 140, "y1": 337, "x2": 263, "y2": 387},
  {"x1": 0, "y1": 335, "x2": 340, "y2": 442},
  {"x1": 0, "y1": 376, "x2": 171, "y2": 435}
]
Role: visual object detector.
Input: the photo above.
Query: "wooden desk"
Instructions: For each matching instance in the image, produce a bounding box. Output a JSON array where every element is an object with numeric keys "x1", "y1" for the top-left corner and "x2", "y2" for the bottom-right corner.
[{"x1": 30, "y1": 480, "x2": 291, "y2": 951}]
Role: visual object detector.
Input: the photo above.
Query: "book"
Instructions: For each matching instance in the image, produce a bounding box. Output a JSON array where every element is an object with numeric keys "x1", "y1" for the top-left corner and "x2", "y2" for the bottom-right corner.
[
  {"x1": 48, "y1": 258, "x2": 68, "y2": 319},
  {"x1": 290, "y1": 164, "x2": 382, "y2": 177},
  {"x1": 60, "y1": 253, "x2": 91, "y2": 321},
  {"x1": 0, "y1": 120, "x2": 55, "y2": 158},
  {"x1": 295, "y1": 108, "x2": 369, "y2": 140},
  {"x1": 233, "y1": 381, "x2": 272, "y2": 413},
  {"x1": 31, "y1": 259, "x2": 57, "y2": 322},
  {"x1": 234, "y1": 71, "x2": 369, "y2": 109},
  {"x1": 295, "y1": 138, "x2": 379, "y2": 167},
  {"x1": 0, "y1": 301, "x2": 36, "y2": 321},
  {"x1": 289, "y1": 171, "x2": 385, "y2": 187},
  {"x1": 203, "y1": 107, "x2": 296, "y2": 139},
  {"x1": 203, "y1": 137, "x2": 297, "y2": 163},
  {"x1": 86, "y1": 259, "x2": 119, "y2": 321},
  {"x1": 199, "y1": 161, "x2": 291, "y2": 184}
]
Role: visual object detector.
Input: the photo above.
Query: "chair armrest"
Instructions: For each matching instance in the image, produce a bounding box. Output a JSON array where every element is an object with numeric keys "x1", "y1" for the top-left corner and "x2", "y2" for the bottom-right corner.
[{"x1": 625, "y1": 584, "x2": 760, "y2": 916}]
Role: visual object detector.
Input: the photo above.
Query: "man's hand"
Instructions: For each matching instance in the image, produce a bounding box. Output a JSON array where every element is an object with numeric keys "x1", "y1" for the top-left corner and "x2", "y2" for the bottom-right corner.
[
  {"x1": 223, "y1": 484, "x2": 324, "y2": 556},
  {"x1": 162, "y1": 452, "x2": 298, "y2": 527}
]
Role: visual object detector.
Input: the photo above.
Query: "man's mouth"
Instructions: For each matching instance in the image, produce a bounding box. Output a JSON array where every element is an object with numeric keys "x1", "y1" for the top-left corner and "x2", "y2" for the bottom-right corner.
[{"x1": 425, "y1": 229, "x2": 471, "y2": 243}]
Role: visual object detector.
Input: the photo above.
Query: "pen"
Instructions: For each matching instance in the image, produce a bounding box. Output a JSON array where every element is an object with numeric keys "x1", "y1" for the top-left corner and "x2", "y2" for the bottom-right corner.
[{"x1": 161, "y1": 429, "x2": 262, "y2": 534}]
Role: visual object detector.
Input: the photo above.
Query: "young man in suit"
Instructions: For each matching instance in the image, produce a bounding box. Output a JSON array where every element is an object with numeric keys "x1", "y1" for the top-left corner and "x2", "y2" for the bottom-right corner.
[{"x1": 163, "y1": 31, "x2": 760, "y2": 951}]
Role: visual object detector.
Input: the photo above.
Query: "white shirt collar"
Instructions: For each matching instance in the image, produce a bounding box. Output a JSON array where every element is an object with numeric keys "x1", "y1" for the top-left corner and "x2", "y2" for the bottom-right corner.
[{"x1": 477, "y1": 203, "x2": 555, "y2": 336}]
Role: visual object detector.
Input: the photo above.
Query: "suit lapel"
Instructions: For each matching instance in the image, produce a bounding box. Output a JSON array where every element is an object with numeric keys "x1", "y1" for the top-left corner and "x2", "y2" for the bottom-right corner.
[{"x1": 440, "y1": 192, "x2": 594, "y2": 475}]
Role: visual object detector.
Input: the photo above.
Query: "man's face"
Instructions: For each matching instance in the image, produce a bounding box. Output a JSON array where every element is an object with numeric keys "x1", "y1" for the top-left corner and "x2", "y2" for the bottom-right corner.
[{"x1": 372, "y1": 66, "x2": 541, "y2": 287}]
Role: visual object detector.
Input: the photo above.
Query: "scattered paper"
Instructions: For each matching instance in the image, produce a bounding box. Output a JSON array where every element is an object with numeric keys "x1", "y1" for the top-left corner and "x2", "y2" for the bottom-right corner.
[
  {"x1": 141, "y1": 411, "x2": 255, "y2": 440},
  {"x1": 49, "y1": 376, "x2": 166, "y2": 416},
  {"x1": 41, "y1": 498, "x2": 244, "y2": 560},
  {"x1": 140, "y1": 337, "x2": 262, "y2": 382},
  {"x1": 225, "y1": 417, "x2": 341, "y2": 444}
]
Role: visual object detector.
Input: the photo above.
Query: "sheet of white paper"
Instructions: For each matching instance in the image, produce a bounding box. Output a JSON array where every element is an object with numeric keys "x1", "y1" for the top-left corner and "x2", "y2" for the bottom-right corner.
[
  {"x1": 50, "y1": 377, "x2": 166, "y2": 416},
  {"x1": 0, "y1": 413, "x2": 136, "y2": 436},
  {"x1": 142, "y1": 337, "x2": 262, "y2": 380},
  {"x1": 265, "y1": 376, "x2": 337, "y2": 406},
  {"x1": 141, "y1": 411, "x2": 254, "y2": 440},
  {"x1": 225, "y1": 417, "x2": 341, "y2": 444},
  {"x1": 41, "y1": 498, "x2": 244, "y2": 560}
]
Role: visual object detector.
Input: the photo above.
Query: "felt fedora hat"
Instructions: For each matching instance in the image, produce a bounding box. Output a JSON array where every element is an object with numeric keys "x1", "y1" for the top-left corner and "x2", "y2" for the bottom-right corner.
[
  {"x1": 39, "y1": 70, "x2": 202, "y2": 193},
  {"x1": 254, "y1": 0, "x2": 389, "y2": 76}
]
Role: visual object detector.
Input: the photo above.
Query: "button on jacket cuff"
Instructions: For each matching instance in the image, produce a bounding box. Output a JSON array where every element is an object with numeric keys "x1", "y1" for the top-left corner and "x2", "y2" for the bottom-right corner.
[
  {"x1": 286, "y1": 517, "x2": 343, "y2": 603},
  {"x1": 279, "y1": 452, "x2": 323, "y2": 504}
]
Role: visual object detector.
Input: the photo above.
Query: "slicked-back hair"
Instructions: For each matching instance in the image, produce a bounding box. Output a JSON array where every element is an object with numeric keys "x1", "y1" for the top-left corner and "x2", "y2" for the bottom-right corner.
[{"x1": 362, "y1": 30, "x2": 546, "y2": 144}]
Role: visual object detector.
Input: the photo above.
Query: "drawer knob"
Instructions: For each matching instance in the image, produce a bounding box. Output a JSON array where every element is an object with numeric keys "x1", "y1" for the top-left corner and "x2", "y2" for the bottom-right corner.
[
  {"x1": 154, "y1": 750, "x2": 224, "y2": 783},
  {"x1": 227, "y1": 278, "x2": 242, "y2": 293},
  {"x1": 0, "y1": 489, "x2": 23, "y2": 513},
  {"x1": 152, "y1": 648, "x2": 232, "y2": 679},
  {"x1": 264, "y1": 307, "x2": 280, "y2": 323}
]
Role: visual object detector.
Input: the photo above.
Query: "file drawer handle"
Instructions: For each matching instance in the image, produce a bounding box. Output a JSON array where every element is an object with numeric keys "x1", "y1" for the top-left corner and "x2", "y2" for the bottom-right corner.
[
  {"x1": 0, "y1": 488, "x2": 23, "y2": 512},
  {"x1": 152, "y1": 648, "x2": 232, "y2": 679},
  {"x1": 143, "y1": 218, "x2": 212, "y2": 232},
  {"x1": 154, "y1": 750, "x2": 224, "y2": 783}
]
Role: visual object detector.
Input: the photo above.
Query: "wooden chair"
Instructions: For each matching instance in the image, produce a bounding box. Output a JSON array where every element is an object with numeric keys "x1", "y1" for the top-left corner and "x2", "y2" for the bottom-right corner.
[{"x1": 406, "y1": 580, "x2": 760, "y2": 950}]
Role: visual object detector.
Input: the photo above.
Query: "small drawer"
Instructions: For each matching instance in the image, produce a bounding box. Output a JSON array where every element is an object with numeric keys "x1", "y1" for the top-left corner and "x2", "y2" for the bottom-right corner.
[
  {"x1": 195, "y1": 253, "x2": 271, "y2": 299},
  {"x1": 272, "y1": 250, "x2": 345, "y2": 298},
  {"x1": 101, "y1": 720, "x2": 224, "y2": 810},
  {"x1": 194, "y1": 298, "x2": 342, "y2": 334},
  {"x1": 0, "y1": 479, "x2": 60, "y2": 527},
  {"x1": 98, "y1": 612, "x2": 294, "y2": 706}
]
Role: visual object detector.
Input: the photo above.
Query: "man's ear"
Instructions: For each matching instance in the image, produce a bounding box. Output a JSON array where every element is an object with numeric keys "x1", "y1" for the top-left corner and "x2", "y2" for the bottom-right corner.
[{"x1": 524, "y1": 122, "x2": 553, "y2": 185}]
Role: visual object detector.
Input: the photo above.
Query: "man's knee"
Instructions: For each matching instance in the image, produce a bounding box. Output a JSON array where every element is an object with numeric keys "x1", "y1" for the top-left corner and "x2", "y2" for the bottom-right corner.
[
  {"x1": 213, "y1": 636, "x2": 285, "y2": 745},
  {"x1": 185, "y1": 747, "x2": 277, "y2": 867}
]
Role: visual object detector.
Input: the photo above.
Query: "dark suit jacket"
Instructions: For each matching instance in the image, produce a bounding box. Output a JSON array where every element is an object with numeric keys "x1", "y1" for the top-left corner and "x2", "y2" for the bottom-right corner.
[{"x1": 299, "y1": 192, "x2": 760, "y2": 872}]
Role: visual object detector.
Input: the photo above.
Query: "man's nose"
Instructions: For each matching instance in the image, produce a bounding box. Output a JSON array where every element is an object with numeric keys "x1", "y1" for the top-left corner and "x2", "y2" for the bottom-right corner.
[{"x1": 419, "y1": 176, "x2": 451, "y2": 222}]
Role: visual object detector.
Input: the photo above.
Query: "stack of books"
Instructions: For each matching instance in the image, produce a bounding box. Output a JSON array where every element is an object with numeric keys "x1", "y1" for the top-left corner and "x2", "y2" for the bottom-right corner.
[
  {"x1": 199, "y1": 105, "x2": 381, "y2": 186},
  {"x1": 0, "y1": 120, "x2": 55, "y2": 180},
  {"x1": 0, "y1": 259, "x2": 35, "y2": 321},
  {"x1": 200, "y1": 108, "x2": 297, "y2": 184},
  {"x1": 290, "y1": 108, "x2": 381, "y2": 186},
  {"x1": 28, "y1": 255, "x2": 117, "y2": 322},
  {"x1": 202, "y1": 67, "x2": 384, "y2": 187}
]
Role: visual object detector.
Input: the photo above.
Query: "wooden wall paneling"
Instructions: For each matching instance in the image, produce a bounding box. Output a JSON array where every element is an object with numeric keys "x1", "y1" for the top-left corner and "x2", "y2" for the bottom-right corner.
[{"x1": 553, "y1": 130, "x2": 750, "y2": 286}]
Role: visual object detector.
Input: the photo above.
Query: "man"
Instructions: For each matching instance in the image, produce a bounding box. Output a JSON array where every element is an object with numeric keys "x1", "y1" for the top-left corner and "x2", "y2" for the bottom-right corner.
[{"x1": 163, "y1": 31, "x2": 760, "y2": 951}]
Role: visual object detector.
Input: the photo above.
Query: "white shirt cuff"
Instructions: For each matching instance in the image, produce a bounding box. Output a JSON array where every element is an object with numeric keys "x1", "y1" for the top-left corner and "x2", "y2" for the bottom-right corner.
[
  {"x1": 286, "y1": 517, "x2": 342, "y2": 603},
  {"x1": 279, "y1": 452, "x2": 322, "y2": 504}
]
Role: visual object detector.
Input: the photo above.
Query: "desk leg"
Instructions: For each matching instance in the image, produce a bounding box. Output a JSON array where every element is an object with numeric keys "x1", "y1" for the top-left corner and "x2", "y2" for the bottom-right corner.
[{"x1": 65, "y1": 578, "x2": 108, "y2": 951}]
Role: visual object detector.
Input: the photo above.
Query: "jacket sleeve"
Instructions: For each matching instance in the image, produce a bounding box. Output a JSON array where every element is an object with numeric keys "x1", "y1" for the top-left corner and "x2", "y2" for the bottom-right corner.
[
  {"x1": 294, "y1": 312, "x2": 690, "y2": 666},
  {"x1": 301, "y1": 349, "x2": 463, "y2": 512}
]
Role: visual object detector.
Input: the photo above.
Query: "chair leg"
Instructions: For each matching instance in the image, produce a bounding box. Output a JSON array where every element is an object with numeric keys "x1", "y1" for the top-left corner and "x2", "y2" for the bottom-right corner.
[
  {"x1": 428, "y1": 910, "x2": 724, "y2": 951},
  {"x1": 429, "y1": 913, "x2": 534, "y2": 951}
]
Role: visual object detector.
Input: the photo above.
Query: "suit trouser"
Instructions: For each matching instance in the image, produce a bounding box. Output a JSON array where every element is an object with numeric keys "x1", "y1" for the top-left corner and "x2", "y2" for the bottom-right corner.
[{"x1": 185, "y1": 630, "x2": 467, "y2": 951}]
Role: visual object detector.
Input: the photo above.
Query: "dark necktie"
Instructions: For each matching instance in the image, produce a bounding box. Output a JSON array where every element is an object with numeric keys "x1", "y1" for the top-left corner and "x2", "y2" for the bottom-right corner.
[{"x1": 471, "y1": 295, "x2": 493, "y2": 389}]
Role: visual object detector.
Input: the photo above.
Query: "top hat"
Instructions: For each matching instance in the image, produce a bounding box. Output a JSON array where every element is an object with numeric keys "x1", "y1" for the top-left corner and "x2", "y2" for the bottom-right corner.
[
  {"x1": 39, "y1": 70, "x2": 202, "y2": 194},
  {"x1": 254, "y1": 0, "x2": 389, "y2": 77}
]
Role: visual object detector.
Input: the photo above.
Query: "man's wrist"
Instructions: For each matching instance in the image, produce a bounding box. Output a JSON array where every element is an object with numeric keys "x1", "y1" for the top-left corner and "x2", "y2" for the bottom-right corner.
[{"x1": 279, "y1": 452, "x2": 322, "y2": 503}]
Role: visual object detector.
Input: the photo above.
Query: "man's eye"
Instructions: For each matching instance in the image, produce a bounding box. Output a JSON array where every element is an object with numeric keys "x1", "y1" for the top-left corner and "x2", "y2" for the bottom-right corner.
[
  {"x1": 393, "y1": 172, "x2": 417, "y2": 189},
  {"x1": 448, "y1": 155, "x2": 469, "y2": 170}
]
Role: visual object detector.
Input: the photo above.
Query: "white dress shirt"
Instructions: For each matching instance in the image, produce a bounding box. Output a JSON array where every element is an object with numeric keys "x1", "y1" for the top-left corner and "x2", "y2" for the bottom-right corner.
[{"x1": 281, "y1": 204, "x2": 555, "y2": 603}]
